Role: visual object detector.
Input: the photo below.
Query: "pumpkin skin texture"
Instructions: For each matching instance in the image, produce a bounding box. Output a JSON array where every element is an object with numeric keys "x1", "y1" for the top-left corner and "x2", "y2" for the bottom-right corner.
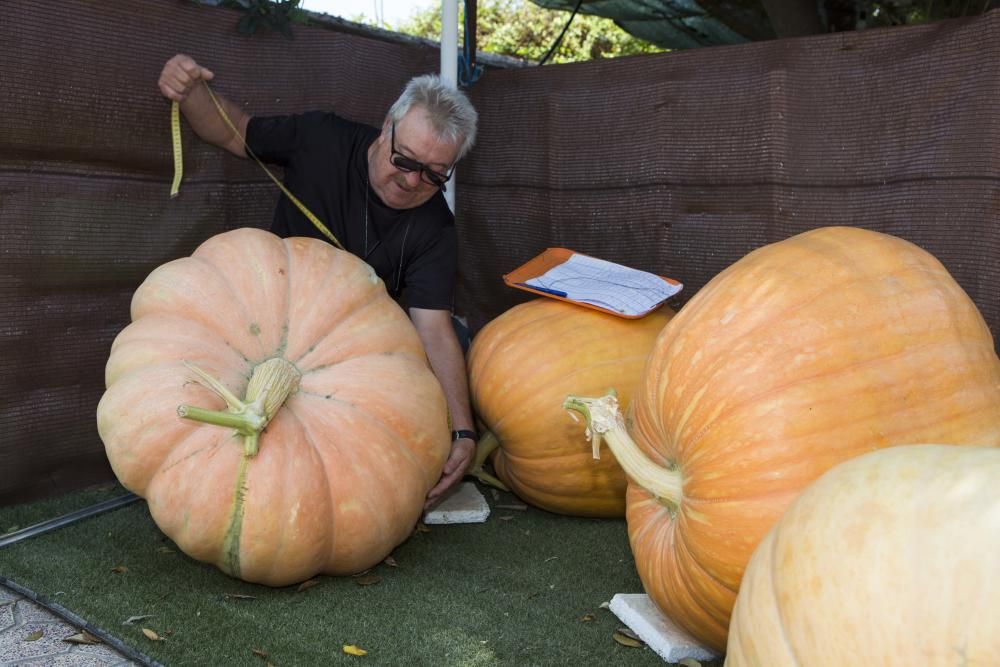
[
  {"x1": 97, "y1": 228, "x2": 449, "y2": 586},
  {"x1": 468, "y1": 298, "x2": 672, "y2": 517},
  {"x1": 574, "y1": 226, "x2": 1000, "y2": 651},
  {"x1": 727, "y1": 444, "x2": 1000, "y2": 667}
]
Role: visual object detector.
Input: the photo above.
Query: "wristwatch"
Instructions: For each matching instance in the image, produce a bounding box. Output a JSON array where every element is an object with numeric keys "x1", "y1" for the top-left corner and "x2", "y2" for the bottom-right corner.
[{"x1": 451, "y1": 429, "x2": 477, "y2": 442}]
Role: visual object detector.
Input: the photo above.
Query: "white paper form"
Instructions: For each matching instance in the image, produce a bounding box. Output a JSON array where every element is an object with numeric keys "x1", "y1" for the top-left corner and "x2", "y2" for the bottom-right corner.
[{"x1": 524, "y1": 253, "x2": 682, "y2": 316}]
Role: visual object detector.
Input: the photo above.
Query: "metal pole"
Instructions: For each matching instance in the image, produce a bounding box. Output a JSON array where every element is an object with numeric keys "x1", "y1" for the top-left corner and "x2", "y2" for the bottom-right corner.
[
  {"x1": 0, "y1": 492, "x2": 141, "y2": 549},
  {"x1": 440, "y1": 0, "x2": 459, "y2": 212}
]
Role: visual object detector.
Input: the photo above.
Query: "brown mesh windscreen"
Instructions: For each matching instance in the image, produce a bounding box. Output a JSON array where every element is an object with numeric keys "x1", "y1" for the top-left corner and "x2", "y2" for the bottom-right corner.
[
  {"x1": 3, "y1": 1, "x2": 999, "y2": 504},
  {"x1": 456, "y1": 13, "x2": 1000, "y2": 335}
]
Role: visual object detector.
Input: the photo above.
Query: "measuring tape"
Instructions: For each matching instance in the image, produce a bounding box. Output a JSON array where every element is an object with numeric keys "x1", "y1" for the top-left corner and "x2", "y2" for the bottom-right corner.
[
  {"x1": 169, "y1": 83, "x2": 344, "y2": 250},
  {"x1": 170, "y1": 101, "x2": 183, "y2": 198}
]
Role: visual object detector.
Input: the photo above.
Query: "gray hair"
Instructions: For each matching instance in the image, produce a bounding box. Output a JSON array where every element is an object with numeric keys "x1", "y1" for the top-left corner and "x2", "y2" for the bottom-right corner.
[{"x1": 387, "y1": 75, "x2": 478, "y2": 161}]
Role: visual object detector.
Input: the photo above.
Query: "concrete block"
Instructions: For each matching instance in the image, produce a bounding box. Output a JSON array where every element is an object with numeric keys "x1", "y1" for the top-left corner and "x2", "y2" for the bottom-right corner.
[
  {"x1": 423, "y1": 482, "x2": 490, "y2": 524},
  {"x1": 609, "y1": 593, "x2": 719, "y2": 663}
]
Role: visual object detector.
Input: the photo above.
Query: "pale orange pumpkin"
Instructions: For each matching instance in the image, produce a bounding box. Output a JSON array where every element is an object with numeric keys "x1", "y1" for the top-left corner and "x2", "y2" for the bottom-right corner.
[
  {"x1": 97, "y1": 228, "x2": 449, "y2": 586},
  {"x1": 468, "y1": 298, "x2": 672, "y2": 517},
  {"x1": 727, "y1": 444, "x2": 1000, "y2": 666},
  {"x1": 565, "y1": 226, "x2": 1000, "y2": 651}
]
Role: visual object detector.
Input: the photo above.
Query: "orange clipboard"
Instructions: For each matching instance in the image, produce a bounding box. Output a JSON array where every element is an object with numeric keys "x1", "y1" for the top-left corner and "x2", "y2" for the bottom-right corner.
[{"x1": 502, "y1": 247, "x2": 682, "y2": 319}]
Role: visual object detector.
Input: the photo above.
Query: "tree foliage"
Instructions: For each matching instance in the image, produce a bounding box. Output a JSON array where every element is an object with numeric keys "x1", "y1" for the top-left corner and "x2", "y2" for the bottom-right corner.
[{"x1": 391, "y1": 0, "x2": 665, "y2": 64}]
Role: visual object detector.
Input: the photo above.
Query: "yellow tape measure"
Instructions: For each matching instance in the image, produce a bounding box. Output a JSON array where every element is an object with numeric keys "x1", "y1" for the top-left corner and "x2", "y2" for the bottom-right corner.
[
  {"x1": 170, "y1": 101, "x2": 183, "y2": 198},
  {"x1": 169, "y1": 84, "x2": 344, "y2": 250}
]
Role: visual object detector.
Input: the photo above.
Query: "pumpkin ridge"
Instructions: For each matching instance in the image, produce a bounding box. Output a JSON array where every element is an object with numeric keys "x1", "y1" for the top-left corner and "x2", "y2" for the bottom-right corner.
[
  {"x1": 271, "y1": 400, "x2": 336, "y2": 572},
  {"x1": 655, "y1": 261, "x2": 946, "y2": 419},
  {"x1": 767, "y1": 522, "x2": 805, "y2": 667},
  {"x1": 221, "y1": 452, "x2": 252, "y2": 578},
  {"x1": 290, "y1": 281, "x2": 393, "y2": 368},
  {"x1": 471, "y1": 305, "x2": 570, "y2": 373},
  {"x1": 190, "y1": 256, "x2": 271, "y2": 362}
]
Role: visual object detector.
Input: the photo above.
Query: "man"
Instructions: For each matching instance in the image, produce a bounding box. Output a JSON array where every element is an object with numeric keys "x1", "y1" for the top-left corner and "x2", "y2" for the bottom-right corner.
[{"x1": 157, "y1": 54, "x2": 478, "y2": 510}]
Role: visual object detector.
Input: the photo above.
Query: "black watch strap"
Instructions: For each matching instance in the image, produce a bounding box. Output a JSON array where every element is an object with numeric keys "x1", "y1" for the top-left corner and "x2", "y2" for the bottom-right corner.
[{"x1": 451, "y1": 429, "x2": 477, "y2": 442}]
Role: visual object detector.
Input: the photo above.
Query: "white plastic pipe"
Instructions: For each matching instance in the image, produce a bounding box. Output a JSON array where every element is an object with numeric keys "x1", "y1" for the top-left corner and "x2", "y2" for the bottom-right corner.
[{"x1": 440, "y1": 0, "x2": 459, "y2": 211}]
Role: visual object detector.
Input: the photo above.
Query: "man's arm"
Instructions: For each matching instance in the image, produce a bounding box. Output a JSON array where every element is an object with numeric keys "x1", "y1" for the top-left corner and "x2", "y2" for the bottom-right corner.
[
  {"x1": 409, "y1": 307, "x2": 477, "y2": 510},
  {"x1": 157, "y1": 54, "x2": 249, "y2": 158}
]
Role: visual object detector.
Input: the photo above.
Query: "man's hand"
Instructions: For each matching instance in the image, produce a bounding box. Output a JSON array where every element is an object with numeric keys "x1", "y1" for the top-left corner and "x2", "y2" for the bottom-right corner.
[
  {"x1": 158, "y1": 54, "x2": 214, "y2": 102},
  {"x1": 424, "y1": 437, "x2": 476, "y2": 510}
]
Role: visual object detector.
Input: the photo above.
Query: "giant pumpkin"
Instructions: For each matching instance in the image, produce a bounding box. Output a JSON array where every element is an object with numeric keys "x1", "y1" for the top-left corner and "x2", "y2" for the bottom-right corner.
[
  {"x1": 565, "y1": 226, "x2": 1000, "y2": 651},
  {"x1": 468, "y1": 299, "x2": 672, "y2": 517},
  {"x1": 727, "y1": 444, "x2": 1000, "y2": 666},
  {"x1": 97, "y1": 228, "x2": 450, "y2": 586}
]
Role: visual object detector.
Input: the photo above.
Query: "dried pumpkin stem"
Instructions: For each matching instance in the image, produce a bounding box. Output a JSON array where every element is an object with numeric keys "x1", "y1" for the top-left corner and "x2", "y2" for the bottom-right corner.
[
  {"x1": 563, "y1": 391, "x2": 682, "y2": 506},
  {"x1": 178, "y1": 358, "x2": 302, "y2": 457},
  {"x1": 467, "y1": 430, "x2": 511, "y2": 492}
]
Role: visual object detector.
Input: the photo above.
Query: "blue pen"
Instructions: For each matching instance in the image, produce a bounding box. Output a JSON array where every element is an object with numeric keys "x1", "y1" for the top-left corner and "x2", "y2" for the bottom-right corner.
[{"x1": 517, "y1": 282, "x2": 568, "y2": 298}]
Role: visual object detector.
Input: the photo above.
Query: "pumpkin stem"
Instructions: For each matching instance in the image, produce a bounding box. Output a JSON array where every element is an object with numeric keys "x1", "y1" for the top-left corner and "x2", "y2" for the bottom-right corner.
[
  {"x1": 563, "y1": 391, "x2": 682, "y2": 507},
  {"x1": 178, "y1": 358, "x2": 302, "y2": 457},
  {"x1": 467, "y1": 430, "x2": 511, "y2": 492}
]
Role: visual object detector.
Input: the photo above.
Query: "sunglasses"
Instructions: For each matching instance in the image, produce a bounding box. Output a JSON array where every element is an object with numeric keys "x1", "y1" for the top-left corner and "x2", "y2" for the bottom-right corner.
[{"x1": 390, "y1": 122, "x2": 456, "y2": 191}]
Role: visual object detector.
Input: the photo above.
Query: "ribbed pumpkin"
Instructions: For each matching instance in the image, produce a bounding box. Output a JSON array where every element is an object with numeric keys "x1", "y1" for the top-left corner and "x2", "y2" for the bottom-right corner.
[
  {"x1": 97, "y1": 228, "x2": 449, "y2": 586},
  {"x1": 565, "y1": 226, "x2": 1000, "y2": 651},
  {"x1": 727, "y1": 444, "x2": 1000, "y2": 666},
  {"x1": 468, "y1": 298, "x2": 672, "y2": 517}
]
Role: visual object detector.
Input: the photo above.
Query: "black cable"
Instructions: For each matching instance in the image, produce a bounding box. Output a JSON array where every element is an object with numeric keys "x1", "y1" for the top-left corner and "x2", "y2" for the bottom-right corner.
[
  {"x1": 538, "y1": 0, "x2": 585, "y2": 66},
  {"x1": 1, "y1": 575, "x2": 163, "y2": 667}
]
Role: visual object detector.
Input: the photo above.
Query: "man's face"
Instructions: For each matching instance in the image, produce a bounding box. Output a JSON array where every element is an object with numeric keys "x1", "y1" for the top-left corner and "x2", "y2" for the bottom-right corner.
[{"x1": 368, "y1": 107, "x2": 461, "y2": 210}]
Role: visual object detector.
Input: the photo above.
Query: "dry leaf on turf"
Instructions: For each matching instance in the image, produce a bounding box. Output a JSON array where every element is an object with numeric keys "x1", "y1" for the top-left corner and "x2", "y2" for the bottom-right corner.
[
  {"x1": 297, "y1": 579, "x2": 320, "y2": 592},
  {"x1": 383, "y1": 556, "x2": 398, "y2": 567},
  {"x1": 64, "y1": 630, "x2": 102, "y2": 645},
  {"x1": 157, "y1": 546, "x2": 175, "y2": 554},
  {"x1": 580, "y1": 614, "x2": 596, "y2": 623},
  {"x1": 343, "y1": 644, "x2": 368, "y2": 656},
  {"x1": 613, "y1": 627, "x2": 644, "y2": 648},
  {"x1": 110, "y1": 565, "x2": 128, "y2": 574},
  {"x1": 252, "y1": 648, "x2": 269, "y2": 657},
  {"x1": 142, "y1": 628, "x2": 166, "y2": 641},
  {"x1": 123, "y1": 615, "x2": 154, "y2": 625},
  {"x1": 414, "y1": 522, "x2": 431, "y2": 534},
  {"x1": 355, "y1": 574, "x2": 381, "y2": 586},
  {"x1": 222, "y1": 593, "x2": 257, "y2": 600},
  {"x1": 24, "y1": 629, "x2": 43, "y2": 642}
]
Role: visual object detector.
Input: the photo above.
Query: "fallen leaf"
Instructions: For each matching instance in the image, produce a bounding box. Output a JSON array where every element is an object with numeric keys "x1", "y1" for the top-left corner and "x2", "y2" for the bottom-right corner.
[
  {"x1": 164, "y1": 629, "x2": 173, "y2": 637},
  {"x1": 343, "y1": 644, "x2": 368, "y2": 656},
  {"x1": 613, "y1": 630, "x2": 643, "y2": 648},
  {"x1": 252, "y1": 648, "x2": 269, "y2": 657},
  {"x1": 679, "y1": 659, "x2": 703, "y2": 667},
  {"x1": 382, "y1": 556, "x2": 398, "y2": 568},
  {"x1": 544, "y1": 556, "x2": 559, "y2": 562},
  {"x1": 156, "y1": 546, "x2": 175, "y2": 554},
  {"x1": 413, "y1": 522, "x2": 431, "y2": 534},
  {"x1": 495, "y1": 503, "x2": 527, "y2": 511},
  {"x1": 123, "y1": 615, "x2": 155, "y2": 625},
  {"x1": 222, "y1": 593, "x2": 257, "y2": 600},
  {"x1": 354, "y1": 574, "x2": 381, "y2": 587},
  {"x1": 297, "y1": 578, "x2": 321, "y2": 592},
  {"x1": 498, "y1": 515, "x2": 514, "y2": 521},
  {"x1": 141, "y1": 628, "x2": 165, "y2": 642},
  {"x1": 580, "y1": 614, "x2": 596, "y2": 623},
  {"x1": 64, "y1": 630, "x2": 102, "y2": 645},
  {"x1": 24, "y1": 629, "x2": 43, "y2": 642},
  {"x1": 110, "y1": 565, "x2": 128, "y2": 574}
]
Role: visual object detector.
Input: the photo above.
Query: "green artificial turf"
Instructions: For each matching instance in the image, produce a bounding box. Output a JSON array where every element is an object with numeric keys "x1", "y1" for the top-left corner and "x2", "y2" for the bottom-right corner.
[{"x1": 0, "y1": 483, "x2": 725, "y2": 666}]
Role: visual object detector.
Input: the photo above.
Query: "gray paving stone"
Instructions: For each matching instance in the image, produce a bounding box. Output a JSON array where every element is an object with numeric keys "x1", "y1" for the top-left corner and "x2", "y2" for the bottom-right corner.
[{"x1": 0, "y1": 584, "x2": 141, "y2": 667}]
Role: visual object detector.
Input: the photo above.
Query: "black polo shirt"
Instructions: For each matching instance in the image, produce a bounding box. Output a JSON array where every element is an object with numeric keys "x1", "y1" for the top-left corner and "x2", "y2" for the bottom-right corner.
[{"x1": 245, "y1": 111, "x2": 457, "y2": 310}]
